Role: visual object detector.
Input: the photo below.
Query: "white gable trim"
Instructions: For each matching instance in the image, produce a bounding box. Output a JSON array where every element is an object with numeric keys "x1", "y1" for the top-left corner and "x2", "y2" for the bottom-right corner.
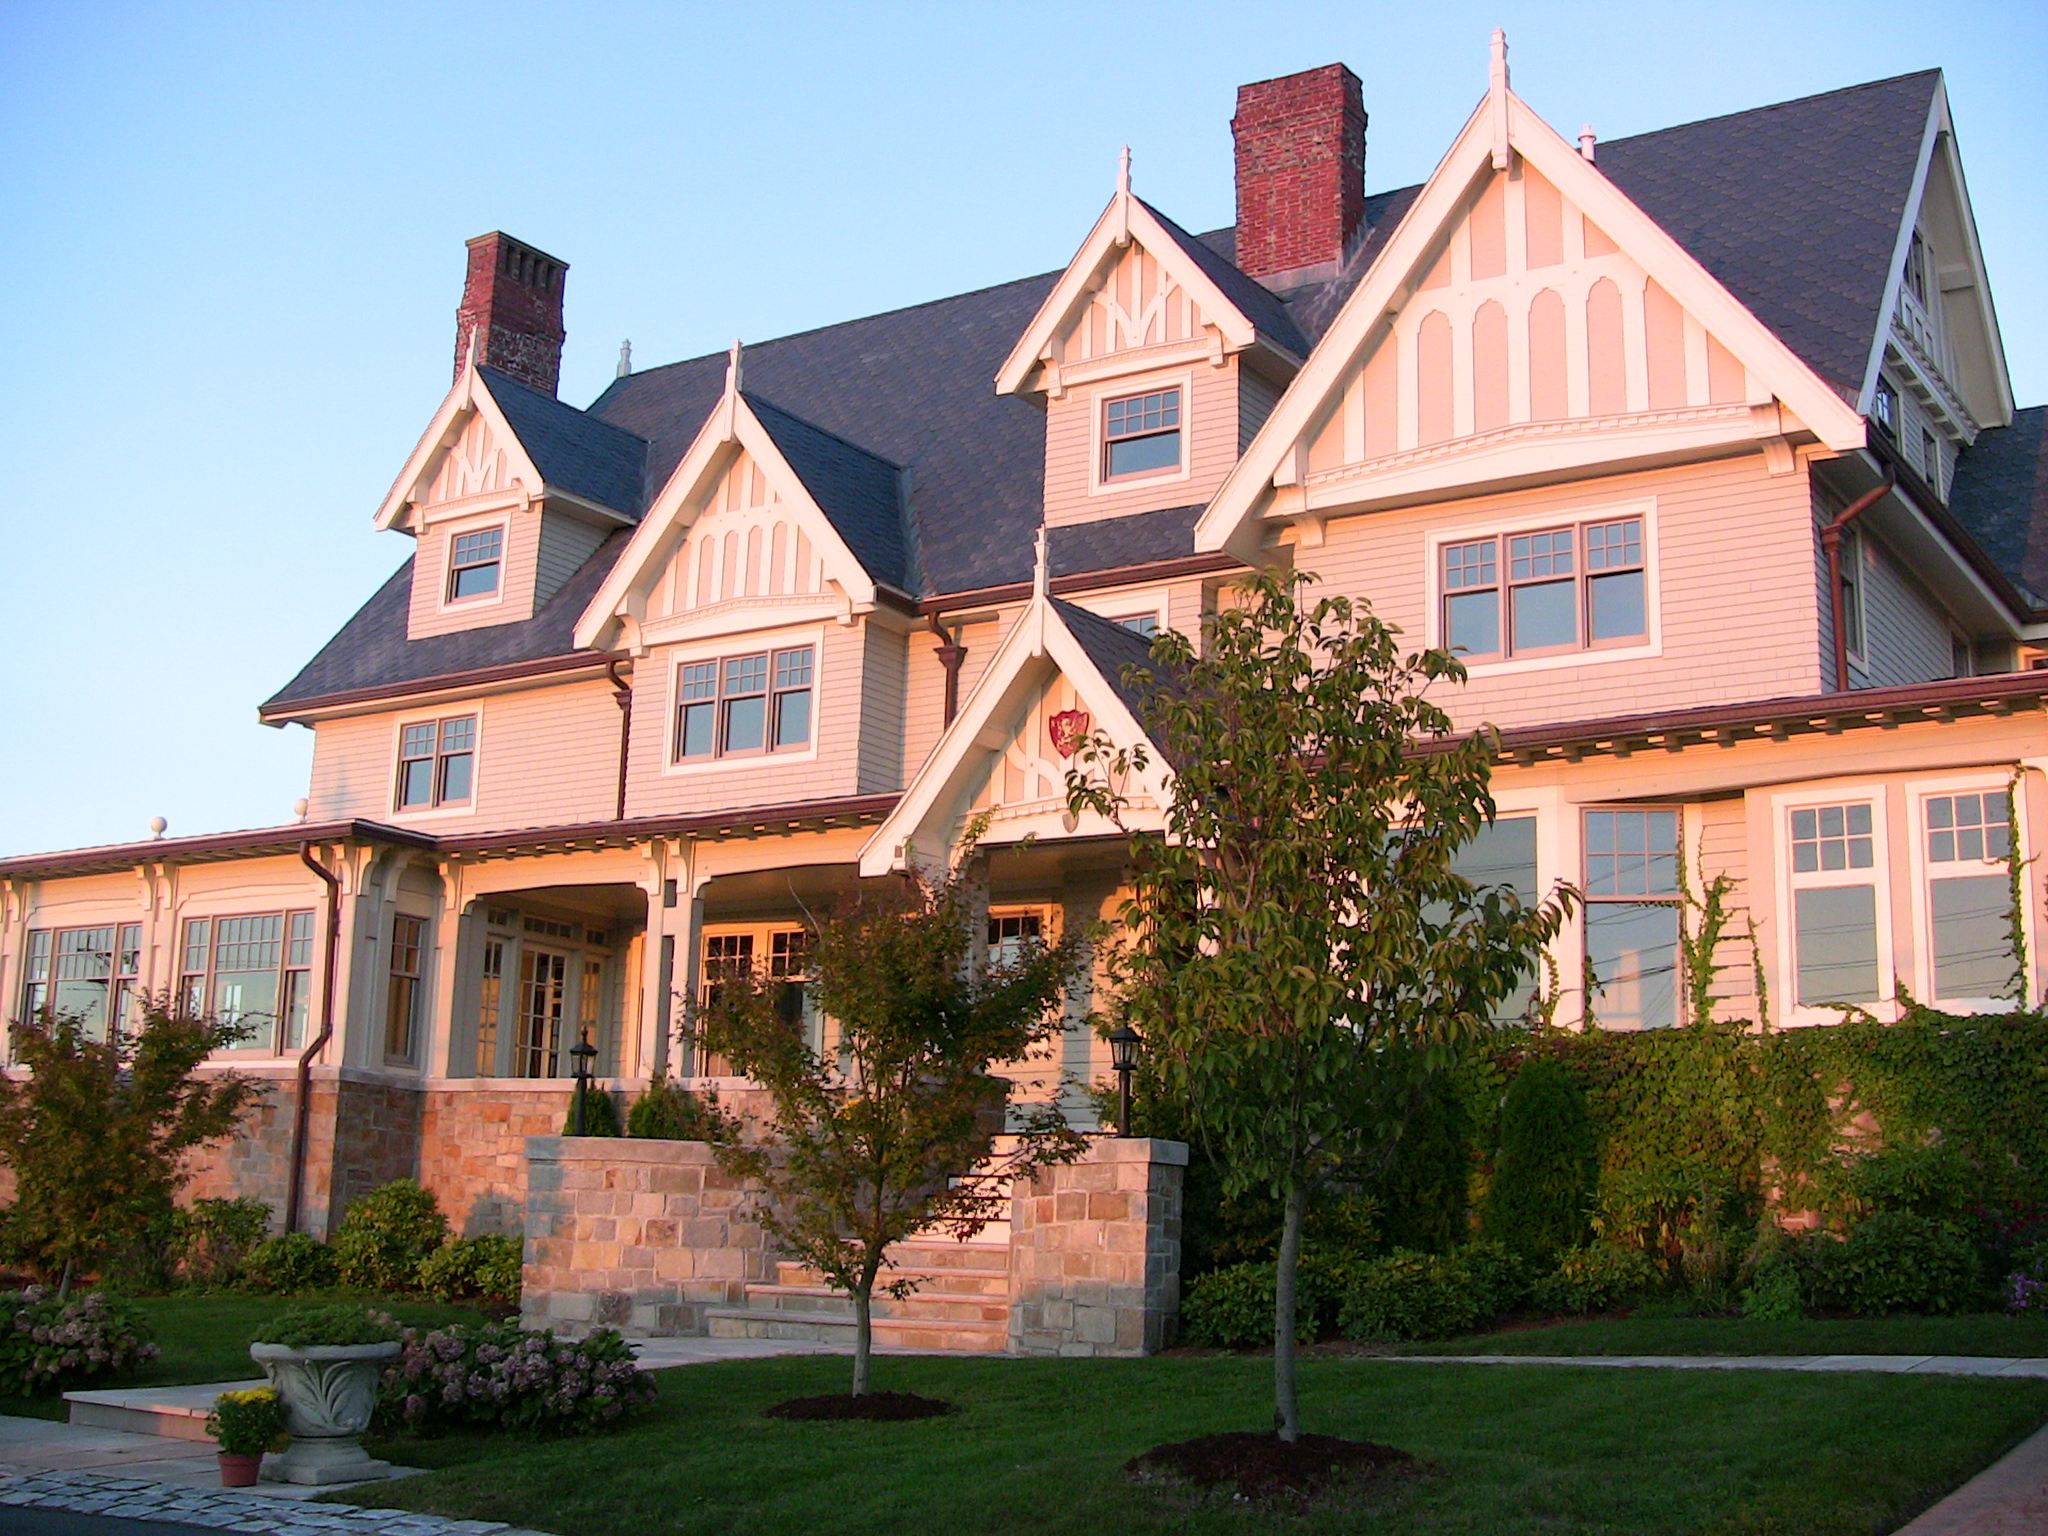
[
  {"x1": 857, "y1": 597, "x2": 1169, "y2": 876},
  {"x1": 374, "y1": 364, "x2": 546, "y2": 534},
  {"x1": 1197, "y1": 82, "x2": 1871, "y2": 560},
  {"x1": 995, "y1": 182, "x2": 1268, "y2": 398},
  {"x1": 574, "y1": 391, "x2": 881, "y2": 654}
]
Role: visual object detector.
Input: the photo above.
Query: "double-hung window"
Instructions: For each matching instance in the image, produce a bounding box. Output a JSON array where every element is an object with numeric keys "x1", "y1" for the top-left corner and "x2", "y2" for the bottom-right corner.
[
  {"x1": 1583, "y1": 809, "x2": 1680, "y2": 1029},
  {"x1": 1787, "y1": 800, "x2": 1882, "y2": 1009},
  {"x1": 446, "y1": 527, "x2": 503, "y2": 601},
  {"x1": 1441, "y1": 516, "x2": 1647, "y2": 661},
  {"x1": 179, "y1": 911, "x2": 315, "y2": 1051},
  {"x1": 674, "y1": 646, "x2": 813, "y2": 761},
  {"x1": 1102, "y1": 388, "x2": 1182, "y2": 480},
  {"x1": 386, "y1": 913, "x2": 426, "y2": 1064},
  {"x1": 20, "y1": 924, "x2": 141, "y2": 1040},
  {"x1": 396, "y1": 715, "x2": 476, "y2": 810},
  {"x1": 1922, "y1": 790, "x2": 2016, "y2": 1002}
]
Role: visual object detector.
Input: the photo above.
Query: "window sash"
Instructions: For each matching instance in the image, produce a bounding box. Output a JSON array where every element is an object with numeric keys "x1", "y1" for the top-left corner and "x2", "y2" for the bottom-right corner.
[
  {"x1": 386, "y1": 914, "x2": 425, "y2": 1063},
  {"x1": 20, "y1": 923, "x2": 140, "y2": 1041},
  {"x1": 447, "y1": 527, "x2": 504, "y2": 601},
  {"x1": 1102, "y1": 389, "x2": 1183, "y2": 480},
  {"x1": 1442, "y1": 518, "x2": 1645, "y2": 661},
  {"x1": 674, "y1": 647, "x2": 814, "y2": 761},
  {"x1": 1923, "y1": 791, "x2": 2017, "y2": 1001},
  {"x1": 1583, "y1": 809, "x2": 1680, "y2": 1030},
  {"x1": 396, "y1": 715, "x2": 476, "y2": 809},
  {"x1": 176, "y1": 911, "x2": 314, "y2": 1051},
  {"x1": 1786, "y1": 800, "x2": 1883, "y2": 1009}
]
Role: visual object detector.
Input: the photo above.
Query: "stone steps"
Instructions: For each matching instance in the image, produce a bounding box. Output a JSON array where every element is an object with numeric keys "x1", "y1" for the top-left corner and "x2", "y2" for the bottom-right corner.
[
  {"x1": 771, "y1": 1258, "x2": 1010, "y2": 1297},
  {"x1": 64, "y1": 1381, "x2": 268, "y2": 1442},
  {"x1": 705, "y1": 1306, "x2": 1006, "y2": 1354},
  {"x1": 744, "y1": 1283, "x2": 1009, "y2": 1325}
]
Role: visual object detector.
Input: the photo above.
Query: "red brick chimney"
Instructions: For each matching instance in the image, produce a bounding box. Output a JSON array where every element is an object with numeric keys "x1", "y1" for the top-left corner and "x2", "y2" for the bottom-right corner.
[
  {"x1": 1232, "y1": 64, "x2": 1367, "y2": 282},
  {"x1": 454, "y1": 232, "x2": 568, "y2": 395}
]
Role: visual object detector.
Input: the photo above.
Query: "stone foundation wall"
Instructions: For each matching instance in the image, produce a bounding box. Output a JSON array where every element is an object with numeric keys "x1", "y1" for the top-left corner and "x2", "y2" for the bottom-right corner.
[
  {"x1": 418, "y1": 1085, "x2": 590, "y2": 1237},
  {"x1": 521, "y1": 1136, "x2": 774, "y2": 1336},
  {"x1": 1007, "y1": 1138, "x2": 1186, "y2": 1358}
]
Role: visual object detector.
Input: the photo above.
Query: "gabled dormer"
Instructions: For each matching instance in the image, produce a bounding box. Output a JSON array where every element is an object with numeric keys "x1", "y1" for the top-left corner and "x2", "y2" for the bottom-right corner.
[
  {"x1": 1201, "y1": 36, "x2": 1869, "y2": 561},
  {"x1": 997, "y1": 123, "x2": 1319, "y2": 529},
  {"x1": 1863, "y1": 74, "x2": 2014, "y2": 500}
]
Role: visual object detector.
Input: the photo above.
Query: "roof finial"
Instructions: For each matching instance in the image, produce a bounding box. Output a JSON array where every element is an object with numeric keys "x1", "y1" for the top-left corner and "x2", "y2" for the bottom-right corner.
[
  {"x1": 1114, "y1": 146, "x2": 1133, "y2": 246},
  {"x1": 1578, "y1": 124, "x2": 1597, "y2": 162},
  {"x1": 726, "y1": 338, "x2": 744, "y2": 395},
  {"x1": 616, "y1": 339, "x2": 633, "y2": 379},
  {"x1": 463, "y1": 323, "x2": 481, "y2": 374},
  {"x1": 1118, "y1": 144, "x2": 1131, "y2": 196},
  {"x1": 1489, "y1": 29, "x2": 1512, "y2": 172},
  {"x1": 1032, "y1": 524, "x2": 1050, "y2": 601}
]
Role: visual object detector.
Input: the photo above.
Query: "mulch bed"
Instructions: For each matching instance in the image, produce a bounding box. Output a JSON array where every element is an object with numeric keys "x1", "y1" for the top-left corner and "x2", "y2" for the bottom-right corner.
[
  {"x1": 1127, "y1": 1430, "x2": 1416, "y2": 1502},
  {"x1": 765, "y1": 1391, "x2": 956, "y2": 1421}
]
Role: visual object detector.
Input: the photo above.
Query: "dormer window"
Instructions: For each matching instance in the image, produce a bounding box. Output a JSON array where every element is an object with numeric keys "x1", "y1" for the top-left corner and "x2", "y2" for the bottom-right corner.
[
  {"x1": 447, "y1": 527, "x2": 504, "y2": 601},
  {"x1": 1103, "y1": 388, "x2": 1182, "y2": 480},
  {"x1": 1872, "y1": 378, "x2": 1898, "y2": 436}
]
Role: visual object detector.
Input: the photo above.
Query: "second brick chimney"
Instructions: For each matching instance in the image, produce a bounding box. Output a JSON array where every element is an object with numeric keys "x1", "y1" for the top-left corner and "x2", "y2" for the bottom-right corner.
[
  {"x1": 454, "y1": 232, "x2": 568, "y2": 396},
  {"x1": 1232, "y1": 64, "x2": 1367, "y2": 283}
]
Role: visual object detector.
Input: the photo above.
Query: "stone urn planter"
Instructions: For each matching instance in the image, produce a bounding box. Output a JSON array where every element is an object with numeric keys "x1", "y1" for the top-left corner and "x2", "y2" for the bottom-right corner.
[{"x1": 249, "y1": 1340, "x2": 402, "y2": 1485}]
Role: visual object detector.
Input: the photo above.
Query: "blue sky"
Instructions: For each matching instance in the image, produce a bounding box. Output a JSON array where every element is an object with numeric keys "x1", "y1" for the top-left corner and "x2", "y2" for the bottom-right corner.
[{"x1": 1, "y1": 0, "x2": 2041, "y2": 856}]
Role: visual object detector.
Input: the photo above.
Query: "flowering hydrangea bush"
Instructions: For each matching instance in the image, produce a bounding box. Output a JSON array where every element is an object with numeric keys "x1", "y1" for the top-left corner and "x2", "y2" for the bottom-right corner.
[
  {"x1": 382, "y1": 1319, "x2": 656, "y2": 1435},
  {"x1": 0, "y1": 1287, "x2": 159, "y2": 1396}
]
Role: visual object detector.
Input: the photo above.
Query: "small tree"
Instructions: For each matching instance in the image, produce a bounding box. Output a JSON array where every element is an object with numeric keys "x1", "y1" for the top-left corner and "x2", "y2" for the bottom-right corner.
[
  {"x1": 0, "y1": 998, "x2": 266, "y2": 1293},
  {"x1": 1068, "y1": 568, "x2": 1573, "y2": 1441},
  {"x1": 694, "y1": 864, "x2": 1089, "y2": 1397}
]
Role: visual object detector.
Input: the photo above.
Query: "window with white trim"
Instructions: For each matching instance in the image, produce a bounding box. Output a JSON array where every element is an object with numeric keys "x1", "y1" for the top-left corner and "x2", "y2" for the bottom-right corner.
[
  {"x1": 1102, "y1": 388, "x2": 1182, "y2": 480},
  {"x1": 693, "y1": 924, "x2": 818, "y2": 1073},
  {"x1": 19, "y1": 923, "x2": 141, "y2": 1040},
  {"x1": 396, "y1": 715, "x2": 476, "y2": 810},
  {"x1": 386, "y1": 913, "x2": 426, "y2": 1064},
  {"x1": 1583, "y1": 808, "x2": 1680, "y2": 1030},
  {"x1": 446, "y1": 526, "x2": 504, "y2": 602},
  {"x1": 674, "y1": 646, "x2": 813, "y2": 761},
  {"x1": 178, "y1": 911, "x2": 314, "y2": 1052},
  {"x1": 1921, "y1": 790, "x2": 2015, "y2": 1002},
  {"x1": 1453, "y1": 816, "x2": 1540, "y2": 1023},
  {"x1": 1441, "y1": 517, "x2": 1647, "y2": 662},
  {"x1": 1788, "y1": 800, "x2": 1882, "y2": 1008}
]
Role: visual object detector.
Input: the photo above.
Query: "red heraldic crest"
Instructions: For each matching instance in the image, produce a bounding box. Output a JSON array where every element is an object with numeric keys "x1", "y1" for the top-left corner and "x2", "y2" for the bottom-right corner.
[{"x1": 1048, "y1": 708, "x2": 1091, "y2": 758}]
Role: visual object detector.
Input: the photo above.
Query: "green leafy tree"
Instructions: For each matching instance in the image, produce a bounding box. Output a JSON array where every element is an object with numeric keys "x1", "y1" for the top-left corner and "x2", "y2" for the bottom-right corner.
[
  {"x1": 694, "y1": 863, "x2": 1089, "y2": 1397},
  {"x1": 1068, "y1": 568, "x2": 1573, "y2": 1441},
  {"x1": 0, "y1": 998, "x2": 266, "y2": 1293}
]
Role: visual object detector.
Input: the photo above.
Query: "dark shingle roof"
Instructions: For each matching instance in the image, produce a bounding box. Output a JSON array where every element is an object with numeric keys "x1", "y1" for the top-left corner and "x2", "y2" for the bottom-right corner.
[
  {"x1": 262, "y1": 530, "x2": 632, "y2": 711},
  {"x1": 1596, "y1": 70, "x2": 1938, "y2": 397},
  {"x1": 1950, "y1": 406, "x2": 2048, "y2": 605},
  {"x1": 479, "y1": 365, "x2": 648, "y2": 514},
  {"x1": 1052, "y1": 597, "x2": 1169, "y2": 732},
  {"x1": 744, "y1": 392, "x2": 911, "y2": 593},
  {"x1": 291, "y1": 71, "x2": 1965, "y2": 707},
  {"x1": 1142, "y1": 199, "x2": 1312, "y2": 357}
]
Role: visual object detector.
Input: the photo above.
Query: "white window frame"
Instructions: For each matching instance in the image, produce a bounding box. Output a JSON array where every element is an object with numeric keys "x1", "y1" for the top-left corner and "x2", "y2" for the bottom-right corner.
[
  {"x1": 1069, "y1": 585, "x2": 1170, "y2": 639},
  {"x1": 661, "y1": 627, "x2": 824, "y2": 777},
  {"x1": 1771, "y1": 782, "x2": 1895, "y2": 1028},
  {"x1": 1424, "y1": 499, "x2": 1661, "y2": 677},
  {"x1": 389, "y1": 706, "x2": 483, "y2": 819},
  {"x1": 1907, "y1": 773, "x2": 2027, "y2": 1012},
  {"x1": 1087, "y1": 370, "x2": 1194, "y2": 497},
  {"x1": 1579, "y1": 803, "x2": 1686, "y2": 1032},
  {"x1": 435, "y1": 514, "x2": 511, "y2": 615},
  {"x1": 179, "y1": 908, "x2": 317, "y2": 1057}
]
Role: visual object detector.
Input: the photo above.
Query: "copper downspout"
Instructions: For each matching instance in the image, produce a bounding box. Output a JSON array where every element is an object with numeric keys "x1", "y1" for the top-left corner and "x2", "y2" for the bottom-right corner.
[
  {"x1": 287, "y1": 843, "x2": 343, "y2": 1235},
  {"x1": 1821, "y1": 473, "x2": 1895, "y2": 693},
  {"x1": 927, "y1": 613, "x2": 965, "y2": 726},
  {"x1": 607, "y1": 659, "x2": 632, "y2": 821}
]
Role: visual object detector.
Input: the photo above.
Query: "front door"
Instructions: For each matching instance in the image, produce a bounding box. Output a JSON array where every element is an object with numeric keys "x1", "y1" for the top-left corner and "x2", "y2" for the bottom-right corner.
[{"x1": 516, "y1": 948, "x2": 568, "y2": 1077}]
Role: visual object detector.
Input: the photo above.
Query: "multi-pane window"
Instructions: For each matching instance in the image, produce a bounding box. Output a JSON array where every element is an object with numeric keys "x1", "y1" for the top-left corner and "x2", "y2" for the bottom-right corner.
[
  {"x1": 1839, "y1": 528, "x2": 1866, "y2": 660},
  {"x1": 446, "y1": 527, "x2": 503, "y2": 601},
  {"x1": 396, "y1": 715, "x2": 476, "y2": 810},
  {"x1": 1873, "y1": 378, "x2": 1899, "y2": 435},
  {"x1": 674, "y1": 647, "x2": 813, "y2": 761},
  {"x1": 1452, "y1": 816, "x2": 1540, "y2": 1023},
  {"x1": 386, "y1": 914, "x2": 426, "y2": 1063},
  {"x1": 1904, "y1": 230, "x2": 1929, "y2": 306},
  {"x1": 476, "y1": 938, "x2": 504, "y2": 1073},
  {"x1": 177, "y1": 912, "x2": 314, "y2": 1051},
  {"x1": 694, "y1": 932, "x2": 756, "y2": 1077},
  {"x1": 1102, "y1": 388, "x2": 1182, "y2": 479},
  {"x1": 1584, "y1": 809, "x2": 1680, "y2": 1029},
  {"x1": 988, "y1": 911, "x2": 1044, "y2": 969},
  {"x1": 1923, "y1": 791, "x2": 2015, "y2": 1001},
  {"x1": 1115, "y1": 614, "x2": 1161, "y2": 638},
  {"x1": 1788, "y1": 801, "x2": 1881, "y2": 1008},
  {"x1": 20, "y1": 924, "x2": 141, "y2": 1040},
  {"x1": 1441, "y1": 517, "x2": 1646, "y2": 661}
]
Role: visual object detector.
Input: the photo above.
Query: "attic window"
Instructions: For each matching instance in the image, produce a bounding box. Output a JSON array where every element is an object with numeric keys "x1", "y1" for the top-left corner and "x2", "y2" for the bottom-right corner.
[
  {"x1": 447, "y1": 527, "x2": 504, "y2": 601},
  {"x1": 1103, "y1": 389, "x2": 1182, "y2": 480},
  {"x1": 1904, "y1": 230, "x2": 1929, "y2": 306},
  {"x1": 1872, "y1": 379, "x2": 1899, "y2": 437}
]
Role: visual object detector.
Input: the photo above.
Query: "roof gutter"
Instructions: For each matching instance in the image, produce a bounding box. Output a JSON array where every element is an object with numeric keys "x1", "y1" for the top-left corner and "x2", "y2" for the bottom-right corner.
[{"x1": 922, "y1": 551, "x2": 1241, "y2": 616}]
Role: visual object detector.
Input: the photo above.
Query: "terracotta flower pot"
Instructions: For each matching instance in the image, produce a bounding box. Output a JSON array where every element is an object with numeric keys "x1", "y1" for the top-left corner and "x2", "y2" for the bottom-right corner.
[
  {"x1": 217, "y1": 1451, "x2": 263, "y2": 1487},
  {"x1": 249, "y1": 1339, "x2": 402, "y2": 1486}
]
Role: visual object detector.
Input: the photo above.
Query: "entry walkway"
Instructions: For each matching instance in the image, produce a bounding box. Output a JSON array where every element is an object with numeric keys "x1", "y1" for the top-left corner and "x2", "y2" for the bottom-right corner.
[{"x1": 1, "y1": 1343, "x2": 2044, "y2": 1534}]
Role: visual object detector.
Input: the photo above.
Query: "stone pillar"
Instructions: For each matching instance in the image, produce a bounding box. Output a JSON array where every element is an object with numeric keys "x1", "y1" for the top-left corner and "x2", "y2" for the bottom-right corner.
[
  {"x1": 1007, "y1": 1138, "x2": 1186, "y2": 1358},
  {"x1": 521, "y1": 1135, "x2": 771, "y2": 1336}
]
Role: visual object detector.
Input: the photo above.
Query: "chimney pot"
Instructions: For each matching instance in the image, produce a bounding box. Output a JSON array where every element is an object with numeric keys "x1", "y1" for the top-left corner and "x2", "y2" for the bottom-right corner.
[
  {"x1": 1231, "y1": 63, "x2": 1367, "y2": 283},
  {"x1": 454, "y1": 232, "x2": 569, "y2": 395}
]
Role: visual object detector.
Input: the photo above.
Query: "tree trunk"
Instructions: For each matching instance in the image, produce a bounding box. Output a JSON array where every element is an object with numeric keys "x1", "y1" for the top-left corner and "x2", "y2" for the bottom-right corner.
[
  {"x1": 1273, "y1": 1178, "x2": 1306, "y2": 1443},
  {"x1": 851, "y1": 1284, "x2": 872, "y2": 1397}
]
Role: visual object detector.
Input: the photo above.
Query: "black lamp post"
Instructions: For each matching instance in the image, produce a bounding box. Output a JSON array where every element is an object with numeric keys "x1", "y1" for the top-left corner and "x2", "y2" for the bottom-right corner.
[
  {"x1": 1108, "y1": 1024, "x2": 1142, "y2": 1138},
  {"x1": 569, "y1": 1030, "x2": 599, "y2": 1136}
]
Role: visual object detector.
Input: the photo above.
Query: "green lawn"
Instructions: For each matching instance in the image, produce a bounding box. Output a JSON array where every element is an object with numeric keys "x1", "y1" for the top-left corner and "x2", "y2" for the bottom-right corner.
[
  {"x1": 340, "y1": 1352, "x2": 2048, "y2": 1536},
  {"x1": 1396, "y1": 1312, "x2": 2048, "y2": 1360},
  {"x1": 0, "y1": 1290, "x2": 489, "y2": 1421}
]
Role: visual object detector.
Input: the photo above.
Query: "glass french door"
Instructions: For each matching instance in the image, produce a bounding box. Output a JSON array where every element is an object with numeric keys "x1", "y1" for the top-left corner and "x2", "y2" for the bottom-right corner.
[{"x1": 516, "y1": 948, "x2": 568, "y2": 1078}]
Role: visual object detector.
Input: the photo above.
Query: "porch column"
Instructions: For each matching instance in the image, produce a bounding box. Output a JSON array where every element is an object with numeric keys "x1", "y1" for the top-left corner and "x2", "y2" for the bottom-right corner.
[{"x1": 636, "y1": 840, "x2": 701, "y2": 1079}]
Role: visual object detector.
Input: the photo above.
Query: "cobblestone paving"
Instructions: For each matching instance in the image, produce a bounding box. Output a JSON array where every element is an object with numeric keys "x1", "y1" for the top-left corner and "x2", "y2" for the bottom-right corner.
[{"x1": 0, "y1": 1471, "x2": 556, "y2": 1536}]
